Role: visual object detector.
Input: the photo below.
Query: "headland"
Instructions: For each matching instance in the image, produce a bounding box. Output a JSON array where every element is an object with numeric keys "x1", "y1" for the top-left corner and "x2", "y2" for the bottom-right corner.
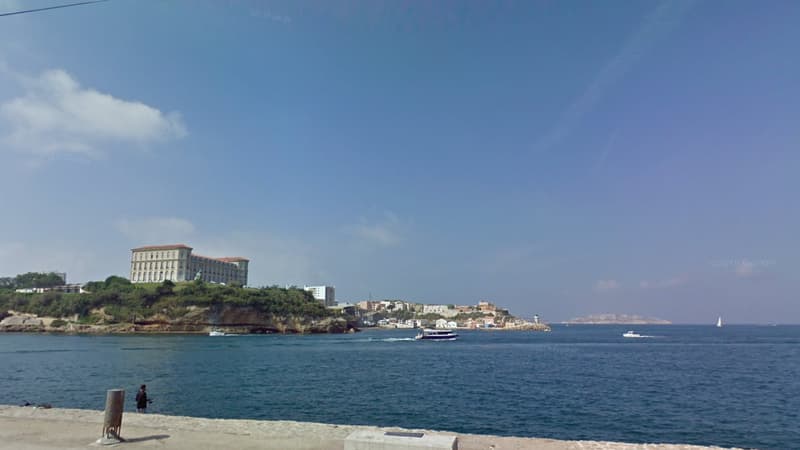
[{"x1": 0, "y1": 277, "x2": 357, "y2": 335}]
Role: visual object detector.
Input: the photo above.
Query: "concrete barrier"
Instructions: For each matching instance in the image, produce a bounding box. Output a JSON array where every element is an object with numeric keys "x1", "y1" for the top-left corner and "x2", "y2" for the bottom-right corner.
[{"x1": 344, "y1": 430, "x2": 457, "y2": 450}]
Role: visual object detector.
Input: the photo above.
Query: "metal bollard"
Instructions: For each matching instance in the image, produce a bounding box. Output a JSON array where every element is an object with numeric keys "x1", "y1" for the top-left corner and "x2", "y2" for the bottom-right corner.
[{"x1": 97, "y1": 389, "x2": 125, "y2": 445}]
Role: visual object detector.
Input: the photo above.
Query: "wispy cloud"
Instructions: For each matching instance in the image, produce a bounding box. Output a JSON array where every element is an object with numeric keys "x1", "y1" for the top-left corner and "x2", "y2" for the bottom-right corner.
[
  {"x1": 0, "y1": 241, "x2": 96, "y2": 283},
  {"x1": 115, "y1": 217, "x2": 196, "y2": 245},
  {"x1": 249, "y1": 7, "x2": 291, "y2": 24},
  {"x1": 1, "y1": 68, "x2": 186, "y2": 157},
  {"x1": 206, "y1": 231, "x2": 328, "y2": 287},
  {"x1": 349, "y1": 212, "x2": 404, "y2": 247},
  {"x1": 533, "y1": 0, "x2": 695, "y2": 153},
  {"x1": 0, "y1": 1, "x2": 21, "y2": 13},
  {"x1": 711, "y1": 258, "x2": 775, "y2": 278},
  {"x1": 734, "y1": 260, "x2": 755, "y2": 277},
  {"x1": 594, "y1": 279, "x2": 620, "y2": 292},
  {"x1": 113, "y1": 218, "x2": 323, "y2": 286},
  {"x1": 353, "y1": 224, "x2": 400, "y2": 247},
  {"x1": 640, "y1": 275, "x2": 688, "y2": 289}
]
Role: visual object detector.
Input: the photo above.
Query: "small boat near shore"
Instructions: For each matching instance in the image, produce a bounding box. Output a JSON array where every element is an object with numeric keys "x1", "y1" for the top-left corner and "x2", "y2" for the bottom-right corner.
[
  {"x1": 415, "y1": 329, "x2": 458, "y2": 341},
  {"x1": 209, "y1": 330, "x2": 226, "y2": 336}
]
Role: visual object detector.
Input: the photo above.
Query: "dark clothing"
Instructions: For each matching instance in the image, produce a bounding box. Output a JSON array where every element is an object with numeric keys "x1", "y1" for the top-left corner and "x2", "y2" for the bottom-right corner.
[{"x1": 136, "y1": 390, "x2": 148, "y2": 410}]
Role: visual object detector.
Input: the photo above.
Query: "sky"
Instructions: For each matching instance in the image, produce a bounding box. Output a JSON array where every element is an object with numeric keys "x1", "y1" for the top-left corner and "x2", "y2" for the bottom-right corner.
[{"x1": 0, "y1": 0, "x2": 798, "y2": 323}]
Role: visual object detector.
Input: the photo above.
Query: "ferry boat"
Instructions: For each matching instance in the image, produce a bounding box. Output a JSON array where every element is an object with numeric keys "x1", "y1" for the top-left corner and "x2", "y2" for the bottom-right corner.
[{"x1": 415, "y1": 329, "x2": 458, "y2": 341}]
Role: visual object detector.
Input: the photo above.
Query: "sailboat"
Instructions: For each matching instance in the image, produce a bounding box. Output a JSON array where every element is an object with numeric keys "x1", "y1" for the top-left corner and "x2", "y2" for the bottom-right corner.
[{"x1": 716, "y1": 316, "x2": 723, "y2": 328}]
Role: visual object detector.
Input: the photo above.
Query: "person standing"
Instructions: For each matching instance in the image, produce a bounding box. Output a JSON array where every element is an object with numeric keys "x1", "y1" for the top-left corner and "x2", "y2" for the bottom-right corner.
[{"x1": 135, "y1": 384, "x2": 149, "y2": 413}]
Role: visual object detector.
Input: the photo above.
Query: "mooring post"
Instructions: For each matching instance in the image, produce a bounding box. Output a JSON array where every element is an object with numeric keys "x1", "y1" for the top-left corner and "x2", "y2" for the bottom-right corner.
[{"x1": 97, "y1": 389, "x2": 125, "y2": 445}]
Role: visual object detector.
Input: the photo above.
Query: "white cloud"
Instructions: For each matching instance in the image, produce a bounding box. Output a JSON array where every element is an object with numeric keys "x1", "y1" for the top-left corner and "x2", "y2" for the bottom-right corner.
[
  {"x1": 115, "y1": 217, "x2": 196, "y2": 245},
  {"x1": 594, "y1": 279, "x2": 619, "y2": 292},
  {"x1": 1, "y1": 69, "x2": 186, "y2": 156}
]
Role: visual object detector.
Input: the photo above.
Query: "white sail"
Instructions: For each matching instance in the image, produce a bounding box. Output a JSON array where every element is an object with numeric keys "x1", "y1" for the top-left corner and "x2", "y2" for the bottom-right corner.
[{"x1": 716, "y1": 316, "x2": 723, "y2": 327}]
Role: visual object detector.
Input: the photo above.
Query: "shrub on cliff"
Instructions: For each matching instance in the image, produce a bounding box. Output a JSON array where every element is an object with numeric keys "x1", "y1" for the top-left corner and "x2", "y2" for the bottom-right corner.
[{"x1": 3, "y1": 277, "x2": 332, "y2": 322}]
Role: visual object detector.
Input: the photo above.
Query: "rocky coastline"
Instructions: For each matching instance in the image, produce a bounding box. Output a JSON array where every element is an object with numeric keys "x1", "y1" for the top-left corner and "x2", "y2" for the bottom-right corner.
[
  {"x1": 474, "y1": 323, "x2": 552, "y2": 332},
  {"x1": 0, "y1": 305, "x2": 358, "y2": 335}
]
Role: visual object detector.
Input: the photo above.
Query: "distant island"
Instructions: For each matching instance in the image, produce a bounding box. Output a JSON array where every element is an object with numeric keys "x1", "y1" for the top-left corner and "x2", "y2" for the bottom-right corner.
[{"x1": 564, "y1": 313, "x2": 671, "y2": 325}]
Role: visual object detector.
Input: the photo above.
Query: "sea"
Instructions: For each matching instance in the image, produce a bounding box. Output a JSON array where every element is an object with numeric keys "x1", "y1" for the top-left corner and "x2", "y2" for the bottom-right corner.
[{"x1": 1, "y1": 325, "x2": 798, "y2": 449}]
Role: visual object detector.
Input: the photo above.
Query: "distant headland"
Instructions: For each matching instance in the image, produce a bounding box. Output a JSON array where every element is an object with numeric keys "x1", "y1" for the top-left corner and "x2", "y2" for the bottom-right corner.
[
  {"x1": 564, "y1": 313, "x2": 671, "y2": 325},
  {"x1": 0, "y1": 275, "x2": 356, "y2": 334},
  {"x1": 1, "y1": 272, "x2": 546, "y2": 334}
]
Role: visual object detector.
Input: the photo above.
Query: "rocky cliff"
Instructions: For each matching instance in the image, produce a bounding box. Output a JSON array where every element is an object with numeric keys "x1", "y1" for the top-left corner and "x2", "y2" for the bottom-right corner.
[{"x1": 0, "y1": 305, "x2": 358, "y2": 334}]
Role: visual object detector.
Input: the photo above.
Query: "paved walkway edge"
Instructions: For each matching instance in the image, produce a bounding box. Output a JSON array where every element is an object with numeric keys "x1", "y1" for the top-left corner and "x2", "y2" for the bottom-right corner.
[{"x1": 0, "y1": 405, "x2": 742, "y2": 450}]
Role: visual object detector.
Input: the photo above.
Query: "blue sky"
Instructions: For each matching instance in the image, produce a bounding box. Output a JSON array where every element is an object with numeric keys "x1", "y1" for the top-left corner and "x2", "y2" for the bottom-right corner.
[{"x1": 1, "y1": 0, "x2": 798, "y2": 323}]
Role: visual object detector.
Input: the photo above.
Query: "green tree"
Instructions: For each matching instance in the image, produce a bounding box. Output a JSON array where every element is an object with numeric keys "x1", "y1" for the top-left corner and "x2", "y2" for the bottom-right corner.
[{"x1": 14, "y1": 272, "x2": 64, "y2": 289}]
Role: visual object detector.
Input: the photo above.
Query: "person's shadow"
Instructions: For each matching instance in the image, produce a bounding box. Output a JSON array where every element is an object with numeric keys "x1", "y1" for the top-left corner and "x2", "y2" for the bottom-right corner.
[{"x1": 123, "y1": 434, "x2": 170, "y2": 443}]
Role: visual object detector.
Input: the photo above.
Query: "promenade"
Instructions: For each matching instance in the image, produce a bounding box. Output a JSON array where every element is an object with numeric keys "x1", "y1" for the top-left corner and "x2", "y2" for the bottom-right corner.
[{"x1": 0, "y1": 406, "x2": 740, "y2": 450}]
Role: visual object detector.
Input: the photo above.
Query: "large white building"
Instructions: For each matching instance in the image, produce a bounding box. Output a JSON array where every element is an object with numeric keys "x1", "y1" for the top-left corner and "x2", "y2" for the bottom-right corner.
[
  {"x1": 129, "y1": 244, "x2": 249, "y2": 286},
  {"x1": 303, "y1": 285, "x2": 335, "y2": 307}
]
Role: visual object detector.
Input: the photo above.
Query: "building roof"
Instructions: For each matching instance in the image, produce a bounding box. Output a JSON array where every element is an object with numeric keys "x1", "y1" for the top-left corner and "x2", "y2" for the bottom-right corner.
[
  {"x1": 191, "y1": 254, "x2": 220, "y2": 261},
  {"x1": 192, "y1": 254, "x2": 250, "y2": 264},
  {"x1": 132, "y1": 244, "x2": 193, "y2": 251},
  {"x1": 131, "y1": 244, "x2": 249, "y2": 263}
]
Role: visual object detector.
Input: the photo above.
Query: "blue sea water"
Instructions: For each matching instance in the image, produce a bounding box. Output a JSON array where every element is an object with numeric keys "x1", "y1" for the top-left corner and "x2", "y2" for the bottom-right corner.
[{"x1": 1, "y1": 325, "x2": 799, "y2": 449}]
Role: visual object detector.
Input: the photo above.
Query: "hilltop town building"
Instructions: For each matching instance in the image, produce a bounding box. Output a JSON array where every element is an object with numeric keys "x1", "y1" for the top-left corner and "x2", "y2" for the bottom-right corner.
[
  {"x1": 129, "y1": 244, "x2": 249, "y2": 286},
  {"x1": 304, "y1": 285, "x2": 335, "y2": 307}
]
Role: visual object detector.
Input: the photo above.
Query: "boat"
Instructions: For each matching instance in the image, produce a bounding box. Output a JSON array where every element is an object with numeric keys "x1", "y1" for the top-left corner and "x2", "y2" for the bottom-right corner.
[
  {"x1": 622, "y1": 330, "x2": 643, "y2": 338},
  {"x1": 209, "y1": 330, "x2": 225, "y2": 336},
  {"x1": 716, "y1": 316, "x2": 723, "y2": 328},
  {"x1": 415, "y1": 329, "x2": 458, "y2": 341}
]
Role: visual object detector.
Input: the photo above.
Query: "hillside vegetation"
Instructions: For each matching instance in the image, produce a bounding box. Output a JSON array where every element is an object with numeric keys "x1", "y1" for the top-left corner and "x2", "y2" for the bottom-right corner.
[{"x1": 0, "y1": 276, "x2": 332, "y2": 324}]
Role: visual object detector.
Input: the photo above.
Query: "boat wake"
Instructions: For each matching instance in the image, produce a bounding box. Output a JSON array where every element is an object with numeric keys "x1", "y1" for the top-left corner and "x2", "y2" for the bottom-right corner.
[{"x1": 359, "y1": 337, "x2": 416, "y2": 342}]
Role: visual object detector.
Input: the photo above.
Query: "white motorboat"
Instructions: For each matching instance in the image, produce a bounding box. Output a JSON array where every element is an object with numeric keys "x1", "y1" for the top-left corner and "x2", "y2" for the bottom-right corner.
[
  {"x1": 209, "y1": 330, "x2": 225, "y2": 336},
  {"x1": 622, "y1": 330, "x2": 643, "y2": 338},
  {"x1": 415, "y1": 329, "x2": 458, "y2": 341}
]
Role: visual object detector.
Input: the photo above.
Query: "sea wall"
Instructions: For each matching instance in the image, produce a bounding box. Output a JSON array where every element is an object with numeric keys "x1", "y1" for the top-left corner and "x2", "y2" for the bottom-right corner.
[{"x1": 0, "y1": 405, "x2": 742, "y2": 450}]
